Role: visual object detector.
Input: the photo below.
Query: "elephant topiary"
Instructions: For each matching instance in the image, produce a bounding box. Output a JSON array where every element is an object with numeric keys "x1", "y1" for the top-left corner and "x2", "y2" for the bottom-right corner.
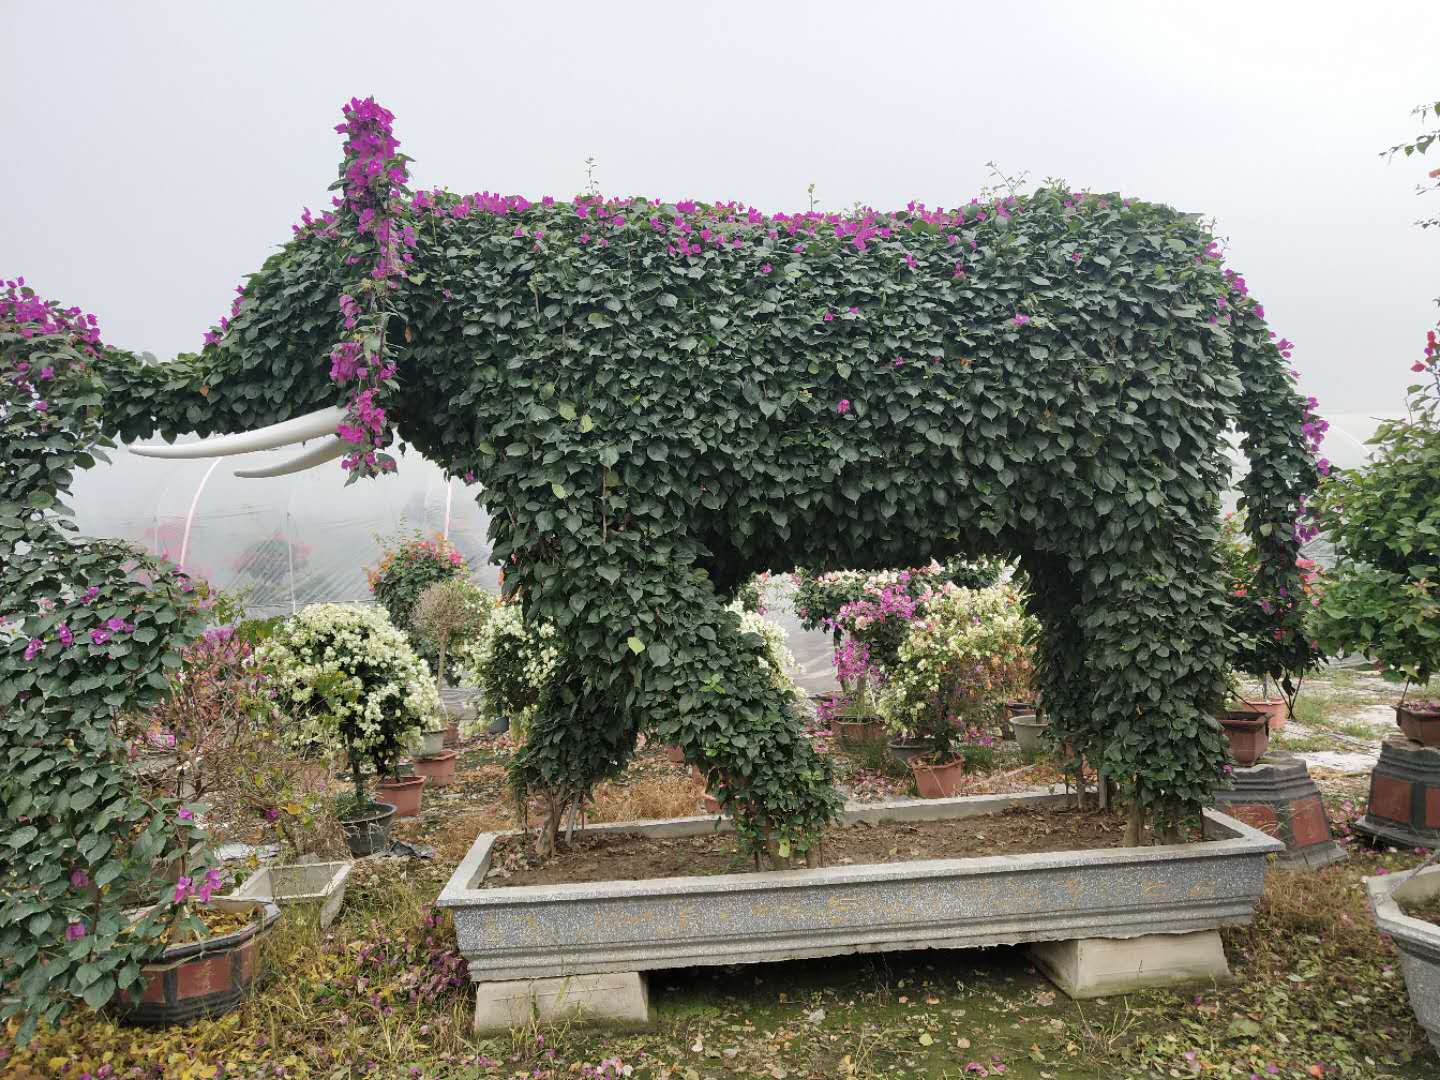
[{"x1": 13, "y1": 97, "x2": 1319, "y2": 857}]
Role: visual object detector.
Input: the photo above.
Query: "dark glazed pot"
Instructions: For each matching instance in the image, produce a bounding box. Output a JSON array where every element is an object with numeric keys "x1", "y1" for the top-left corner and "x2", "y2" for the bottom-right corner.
[{"x1": 340, "y1": 801, "x2": 397, "y2": 857}]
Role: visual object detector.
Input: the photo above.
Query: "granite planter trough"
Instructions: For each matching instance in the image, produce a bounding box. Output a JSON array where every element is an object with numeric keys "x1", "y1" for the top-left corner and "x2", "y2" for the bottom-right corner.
[
  {"x1": 438, "y1": 788, "x2": 1281, "y2": 1032},
  {"x1": 229, "y1": 860, "x2": 353, "y2": 930},
  {"x1": 1366, "y1": 865, "x2": 1440, "y2": 1054}
]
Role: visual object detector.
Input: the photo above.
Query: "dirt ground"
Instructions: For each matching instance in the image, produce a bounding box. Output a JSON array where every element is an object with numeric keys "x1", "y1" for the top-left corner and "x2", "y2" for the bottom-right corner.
[{"x1": 483, "y1": 806, "x2": 1168, "y2": 887}]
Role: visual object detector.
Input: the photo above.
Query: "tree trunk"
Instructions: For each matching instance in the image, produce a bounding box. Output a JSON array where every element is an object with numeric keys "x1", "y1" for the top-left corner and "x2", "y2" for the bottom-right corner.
[{"x1": 1124, "y1": 797, "x2": 1145, "y2": 847}]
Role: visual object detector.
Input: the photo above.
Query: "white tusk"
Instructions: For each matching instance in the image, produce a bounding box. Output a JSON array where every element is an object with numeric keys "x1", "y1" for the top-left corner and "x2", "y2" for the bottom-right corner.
[
  {"x1": 129, "y1": 406, "x2": 347, "y2": 459},
  {"x1": 233, "y1": 436, "x2": 349, "y2": 478}
]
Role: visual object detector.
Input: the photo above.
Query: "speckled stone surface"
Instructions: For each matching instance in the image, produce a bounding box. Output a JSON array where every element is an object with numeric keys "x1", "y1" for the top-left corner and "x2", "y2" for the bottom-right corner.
[
  {"x1": 1366, "y1": 867, "x2": 1440, "y2": 1054},
  {"x1": 438, "y1": 791, "x2": 1282, "y2": 986}
]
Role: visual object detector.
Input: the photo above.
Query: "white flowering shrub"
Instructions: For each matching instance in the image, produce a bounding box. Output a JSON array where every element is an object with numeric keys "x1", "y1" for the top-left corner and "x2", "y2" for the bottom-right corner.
[
  {"x1": 880, "y1": 584, "x2": 1038, "y2": 758},
  {"x1": 257, "y1": 603, "x2": 439, "y2": 798},
  {"x1": 452, "y1": 602, "x2": 560, "y2": 741},
  {"x1": 729, "y1": 601, "x2": 802, "y2": 704}
]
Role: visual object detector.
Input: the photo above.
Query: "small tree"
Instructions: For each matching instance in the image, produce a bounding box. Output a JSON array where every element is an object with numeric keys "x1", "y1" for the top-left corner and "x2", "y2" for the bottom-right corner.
[
  {"x1": 411, "y1": 578, "x2": 493, "y2": 691},
  {"x1": 1312, "y1": 328, "x2": 1440, "y2": 692},
  {"x1": 258, "y1": 604, "x2": 440, "y2": 812},
  {"x1": 365, "y1": 532, "x2": 467, "y2": 663}
]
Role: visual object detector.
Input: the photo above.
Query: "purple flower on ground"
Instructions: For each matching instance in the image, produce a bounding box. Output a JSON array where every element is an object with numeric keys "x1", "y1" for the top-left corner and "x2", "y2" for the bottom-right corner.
[{"x1": 177, "y1": 807, "x2": 194, "y2": 822}]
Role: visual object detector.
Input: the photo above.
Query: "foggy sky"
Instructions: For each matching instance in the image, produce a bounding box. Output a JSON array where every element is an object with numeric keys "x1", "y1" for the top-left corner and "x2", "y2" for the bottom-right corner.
[{"x1": 4, "y1": 1, "x2": 1438, "y2": 417}]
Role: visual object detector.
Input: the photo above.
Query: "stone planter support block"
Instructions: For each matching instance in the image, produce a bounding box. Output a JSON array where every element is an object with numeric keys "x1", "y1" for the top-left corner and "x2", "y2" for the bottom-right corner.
[
  {"x1": 1029, "y1": 930, "x2": 1231, "y2": 998},
  {"x1": 473, "y1": 971, "x2": 653, "y2": 1034},
  {"x1": 1355, "y1": 734, "x2": 1440, "y2": 850},
  {"x1": 1209, "y1": 754, "x2": 1345, "y2": 871}
]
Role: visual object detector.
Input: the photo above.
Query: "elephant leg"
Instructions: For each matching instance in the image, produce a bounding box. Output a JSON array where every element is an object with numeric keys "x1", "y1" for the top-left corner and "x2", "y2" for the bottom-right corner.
[
  {"x1": 512, "y1": 536, "x2": 842, "y2": 862},
  {"x1": 1067, "y1": 531, "x2": 1231, "y2": 843},
  {"x1": 1023, "y1": 552, "x2": 1096, "y2": 807}
]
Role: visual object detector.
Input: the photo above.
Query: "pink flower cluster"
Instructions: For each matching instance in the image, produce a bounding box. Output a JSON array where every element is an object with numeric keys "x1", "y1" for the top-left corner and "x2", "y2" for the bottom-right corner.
[
  {"x1": 326, "y1": 96, "x2": 418, "y2": 477},
  {"x1": 172, "y1": 867, "x2": 224, "y2": 906}
]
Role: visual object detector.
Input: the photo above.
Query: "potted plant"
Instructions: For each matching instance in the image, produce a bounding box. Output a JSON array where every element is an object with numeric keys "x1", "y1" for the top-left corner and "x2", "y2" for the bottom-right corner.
[
  {"x1": 1219, "y1": 706, "x2": 1269, "y2": 767},
  {"x1": 258, "y1": 603, "x2": 440, "y2": 843},
  {"x1": 1217, "y1": 513, "x2": 1326, "y2": 733},
  {"x1": 411, "y1": 576, "x2": 493, "y2": 752},
  {"x1": 365, "y1": 530, "x2": 468, "y2": 666},
  {"x1": 831, "y1": 686, "x2": 887, "y2": 749},
  {"x1": 117, "y1": 626, "x2": 286, "y2": 1026},
  {"x1": 450, "y1": 600, "x2": 561, "y2": 746},
  {"x1": 884, "y1": 584, "x2": 1038, "y2": 797},
  {"x1": 1310, "y1": 337, "x2": 1439, "y2": 735}
]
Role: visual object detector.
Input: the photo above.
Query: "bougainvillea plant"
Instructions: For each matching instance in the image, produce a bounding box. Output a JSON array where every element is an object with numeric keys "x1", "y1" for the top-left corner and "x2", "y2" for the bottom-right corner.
[
  {"x1": 365, "y1": 530, "x2": 467, "y2": 659},
  {"x1": 69, "y1": 96, "x2": 1314, "y2": 854},
  {"x1": 882, "y1": 583, "x2": 1037, "y2": 763},
  {"x1": 0, "y1": 283, "x2": 214, "y2": 1043},
  {"x1": 1312, "y1": 326, "x2": 1440, "y2": 691},
  {"x1": 1217, "y1": 511, "x2": 1326, "y2": 714},
  {"x1": 256, "y1": 603, "x2": 440, "y2": 809}
]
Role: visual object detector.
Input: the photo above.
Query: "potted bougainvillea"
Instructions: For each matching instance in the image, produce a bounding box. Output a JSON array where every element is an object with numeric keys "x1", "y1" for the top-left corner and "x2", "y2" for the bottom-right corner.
[
  {"x1": 882, "y1": 584, "x2": 1036, "y2": 796},
  {"x1": 1312, "y1": 324, "x2": 1440, "y2": 743},
  {"x1": 452, "y1": 600, "x2": 561, "y2": 743},
  {"x1": 1217, "y1": 512, "x2": 1326, "y2": 731},
  {"x1": 258, "y1": 603, "x2": 440, "y2": 843},
  {"x1": 365, "y1": 531, "x2": 467, "y2": 665}
]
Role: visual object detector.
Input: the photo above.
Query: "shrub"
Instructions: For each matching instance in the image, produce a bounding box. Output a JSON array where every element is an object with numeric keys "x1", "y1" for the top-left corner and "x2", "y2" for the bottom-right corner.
[
  {"x1": 1312, "y1": 327, "x2": 1440, "y2": 689},
  {"x1": 365, "y1": 532, "x2": 467, "y2": 657},
  {"x1": 451, "y1": 601, "x2": 559, "y2": 741},
  {"x1": 410, "y1": 577, "x2": 494, "y2": 689},
  {"x1": 257, "y1": 604, "x2": 440, "y2": 807},
  {"x1": 1217, "y1": 511, "x2": 1325, "y2": 708},
  {"x1": 881, "y1": 583, "x2": 1037, "y2": 761}
]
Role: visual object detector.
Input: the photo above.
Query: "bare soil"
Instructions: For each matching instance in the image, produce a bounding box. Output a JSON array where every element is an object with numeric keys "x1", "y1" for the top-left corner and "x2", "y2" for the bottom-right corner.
[{"x1": 484, "y1": 806, "x2": 1202, "y2": 888}]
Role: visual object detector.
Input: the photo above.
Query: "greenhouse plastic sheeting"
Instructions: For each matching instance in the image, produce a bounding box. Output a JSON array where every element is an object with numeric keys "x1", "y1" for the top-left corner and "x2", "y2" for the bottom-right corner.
[{"x1": 67, "y1": 439, "x2": 842, "y2": 692}]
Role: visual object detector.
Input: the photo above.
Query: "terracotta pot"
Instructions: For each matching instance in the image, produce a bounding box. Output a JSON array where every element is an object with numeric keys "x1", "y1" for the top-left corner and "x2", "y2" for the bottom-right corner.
[
  {"x1": 115, "y1": 900, "x2": 280, "y2": 1027},
  {"x1": 411, "y1": 749, "x2": 459, "y2": 787},
  {"x1": 1005, "y1": 701, "x2": 1037, "y2": 720},
  {"x1": 910, "y1": 758, "x2": 965, "y2": 798},
  {"x1": 375, "y1": 775, "x2": 425, "y2": 817},
  {"x1": 418, "y1": 729, "x2": 446, "y2": 758},
  {"x1": 834, "y1": 717, "x2": 887, "y2": 749},
  {"x1": 702, "y1": 791, "x2": 724, "y2": 815},
  {"x1": 887, "y1": 737, "x2": 936, "y2": 767},
  {"x1": 663, "y1": 744, "x2": 687, "y2": 764},
  {"x1": 1220, "y1": 709, "x2": 1269, "y2": 767},
  {"x1": 442, "y1": 721, "x2": 461, "y2": 749},
  {"x1": 340, "y1": 802, "x2": 396, "y2": 857},
  {"x1": 1397, "y1": 703, "x2": 1440, "y2": 747},
  {"x1": 1241, "y1": 697, "x2": 1288, "y2": 732}
]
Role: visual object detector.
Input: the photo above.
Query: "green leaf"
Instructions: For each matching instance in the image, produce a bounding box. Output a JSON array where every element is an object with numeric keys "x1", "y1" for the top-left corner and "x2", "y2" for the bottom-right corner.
[{"x1": 627, "y1": 636, "x2": 645, "y2": 655}]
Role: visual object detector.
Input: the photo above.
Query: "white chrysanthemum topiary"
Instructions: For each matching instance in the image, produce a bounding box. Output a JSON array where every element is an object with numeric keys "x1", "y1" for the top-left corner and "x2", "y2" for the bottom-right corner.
[{"x1": 258, "y1": 603, "x2": 440, "y2": 807}]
